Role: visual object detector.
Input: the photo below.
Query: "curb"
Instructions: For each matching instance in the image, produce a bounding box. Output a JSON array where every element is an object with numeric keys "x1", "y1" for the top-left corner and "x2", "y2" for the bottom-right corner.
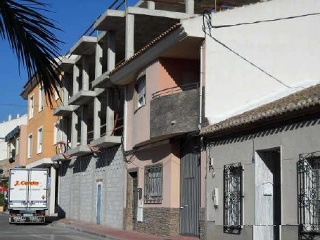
[{"x1": 50, "y1": 221, "x2": 124, "y2": 240}]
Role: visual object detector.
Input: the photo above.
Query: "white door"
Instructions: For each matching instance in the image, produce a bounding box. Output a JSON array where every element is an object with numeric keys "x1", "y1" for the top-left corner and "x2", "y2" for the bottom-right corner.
[{"x1": 254, "y1": 150, "x2": 281, "y2": 240}]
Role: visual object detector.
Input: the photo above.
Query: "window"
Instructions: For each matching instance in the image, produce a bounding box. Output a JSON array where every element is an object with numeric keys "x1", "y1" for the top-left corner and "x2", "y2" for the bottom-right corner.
[
  {"x1": 298, "y1": 151, "x2": 320, "y2": 234},
  {"x1": 53, "y1": 121, "x2": 61, "y2": 145},
  {"x1": 27, "y1": 134, "x2": 33, "y2": 158},
  {"x1": 223, "y1": 163, "x2": 243, "y2": 233},
  {"x1": 144, "y1": 164, "x2": 162, "y2": 203},
  {"x1": 135, "y1": 74, "x2": 146, "y2": 110},
  {"x1": 16, "y1": 137, "x2": 19, "y2": 154},
  {"x1": 29, "y1": 95, "x2": 34, "y2": 119},
  {"x1": 37, "y1": 127, "x2": 43, "y2": 153},
  {"x1": 38, "y1": 85, "x2": 44, "y2": 111}
]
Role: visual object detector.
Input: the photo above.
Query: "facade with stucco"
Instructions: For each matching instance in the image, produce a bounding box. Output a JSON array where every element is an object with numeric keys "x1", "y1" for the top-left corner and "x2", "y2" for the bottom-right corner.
[{"x1": 202, "y1": 84, "x2": 320, "y2": 240}]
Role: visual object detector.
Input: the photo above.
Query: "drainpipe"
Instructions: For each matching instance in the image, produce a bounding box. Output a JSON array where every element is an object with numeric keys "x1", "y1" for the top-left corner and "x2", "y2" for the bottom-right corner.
[
  {"x1": 199, "y1": 40, "x2": 205, "y2": 130},
  {"x1": 123, "y1": 86, "x2": 127, "y2": 151}
]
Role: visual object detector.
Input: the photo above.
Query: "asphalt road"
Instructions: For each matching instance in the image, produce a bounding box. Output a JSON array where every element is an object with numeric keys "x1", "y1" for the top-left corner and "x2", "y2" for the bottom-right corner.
[{"x1": 0, "y1": 213, "x2": 110, "y2": 240}]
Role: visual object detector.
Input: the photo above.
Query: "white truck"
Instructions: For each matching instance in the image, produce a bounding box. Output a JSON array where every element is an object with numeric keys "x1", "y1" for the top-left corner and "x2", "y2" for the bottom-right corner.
[{"x1": 8, "y1": 168, "x2": 48, "y2": 223}]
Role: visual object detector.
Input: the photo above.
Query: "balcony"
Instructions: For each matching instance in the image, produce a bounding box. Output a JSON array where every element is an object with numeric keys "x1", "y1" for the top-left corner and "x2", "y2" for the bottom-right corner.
[
  {"x1": 150, "y1": 84, "x2": 200, "y2": 139},
  {"x1": 53, "y1": 104, "x2": 79, "y2": 116},
  {"x1": 68, "y1": 90, "x2": 96, "y2": 105},
  {"x1": 90, "y1": 117, "x2": 123, "y2": 148},
  {"x1": 66, "y1": 145, "x2": 91, "y2": 157},
  {"x1": 92, "y1": 71, "x2": 113, "y2": 88}
]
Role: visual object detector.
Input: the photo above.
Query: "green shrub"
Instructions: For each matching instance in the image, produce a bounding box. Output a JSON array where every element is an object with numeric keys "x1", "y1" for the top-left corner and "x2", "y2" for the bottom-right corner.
[{"x1": 0, "y1": 193, "x2": 5, "y2": 206}]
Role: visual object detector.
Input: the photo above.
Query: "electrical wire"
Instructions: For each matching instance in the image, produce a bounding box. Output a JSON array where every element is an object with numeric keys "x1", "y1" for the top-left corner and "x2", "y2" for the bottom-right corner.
[
  {"x1": 206, "y1": 11, "x2": 320, "y2": 29},
  {"x1": 202, "y1": 11, "x2": 309, "y2": 89}
]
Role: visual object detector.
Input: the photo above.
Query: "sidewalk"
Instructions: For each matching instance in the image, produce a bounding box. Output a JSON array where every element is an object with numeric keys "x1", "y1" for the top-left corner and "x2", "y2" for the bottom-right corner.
[{"x1": 51, "y1": 218, "x2": 200, "y2": 240}]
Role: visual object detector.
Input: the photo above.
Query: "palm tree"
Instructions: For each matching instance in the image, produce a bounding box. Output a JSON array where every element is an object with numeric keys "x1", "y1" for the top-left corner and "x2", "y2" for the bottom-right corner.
[{"x1": 0, "y1": 0, "x2": 61, "y2": 103}]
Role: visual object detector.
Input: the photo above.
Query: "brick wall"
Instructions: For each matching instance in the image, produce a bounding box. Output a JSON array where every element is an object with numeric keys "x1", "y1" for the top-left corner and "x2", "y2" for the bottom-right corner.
[
  {"x1": 135, "y1": 207, "x2": 180, "y2": 236},
  {"x1": 58, "y1": 146, "x2": 125, "y2": 229}
]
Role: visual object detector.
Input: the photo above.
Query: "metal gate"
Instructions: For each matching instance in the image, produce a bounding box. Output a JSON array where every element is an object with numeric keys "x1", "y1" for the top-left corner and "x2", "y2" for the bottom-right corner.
[
  {"x1": 180, "y1": 137, "x2": 201, "y2": 236},
  {"x1": 96, "y1": 184, "x2": 102, "y2": 225},
  {"x1": 297, "y1": 152, "x2": 320, "y2": 237},
  {"x1": 132, "y1": 173, "x2": 138, "y2": 230}
]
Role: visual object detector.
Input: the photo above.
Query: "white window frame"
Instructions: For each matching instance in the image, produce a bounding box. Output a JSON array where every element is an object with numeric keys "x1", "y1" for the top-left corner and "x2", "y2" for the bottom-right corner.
[
  {"x1": 135, "y1": 74, "x2": 146, "y2": 110},
  {"x1": 37, "y1": 127, "x2": 43, "y2": 154},
  {"x1": 29, "y1": 94, "x2": 34, "y2": 119},
  {"x1": 27, "y1": 134, "x2": 33, "y2": 158},
  {"x1": 38, "y1": 85, "x2": 44, "y2": 112},
  {"x1": 16, "y1": 137, "x2": 20, "y2": 155}
]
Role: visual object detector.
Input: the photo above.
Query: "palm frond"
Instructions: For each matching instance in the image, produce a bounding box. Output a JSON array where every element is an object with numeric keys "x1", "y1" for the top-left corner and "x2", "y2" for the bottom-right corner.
[{"x1": 0, "y1": 0, "x2": 62, "y2": 105}]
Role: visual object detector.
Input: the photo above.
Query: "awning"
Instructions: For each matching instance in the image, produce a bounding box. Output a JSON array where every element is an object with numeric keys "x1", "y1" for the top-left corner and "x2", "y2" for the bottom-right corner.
[{"x1": 5, "y1": 126, "x2": 20, "y2": 142}]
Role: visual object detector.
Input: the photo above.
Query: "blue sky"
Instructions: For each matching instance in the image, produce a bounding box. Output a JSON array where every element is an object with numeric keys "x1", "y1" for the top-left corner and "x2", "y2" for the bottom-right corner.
[{"x1": 0, "y1": 0, "x2": 137, "y2": 122}]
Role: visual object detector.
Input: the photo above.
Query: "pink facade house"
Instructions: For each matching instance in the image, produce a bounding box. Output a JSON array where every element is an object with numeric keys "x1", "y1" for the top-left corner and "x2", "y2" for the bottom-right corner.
[{"x1": 109, "y1": 20, "x2": 206, "y2": 237}]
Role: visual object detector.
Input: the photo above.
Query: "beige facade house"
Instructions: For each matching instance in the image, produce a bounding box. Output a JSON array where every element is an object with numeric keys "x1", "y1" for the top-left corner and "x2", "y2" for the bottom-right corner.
[{"x1": 20, "y1": 77, "x2": 61, "y2": 216}]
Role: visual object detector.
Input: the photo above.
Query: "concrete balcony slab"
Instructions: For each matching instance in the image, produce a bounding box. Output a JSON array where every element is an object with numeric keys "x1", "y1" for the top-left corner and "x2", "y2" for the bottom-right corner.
[
  {"x1": 68, "y1": 90, "x2": 96, "y2": 105},
  {"x1": 70, "y1": 36, "x2": 97, "y2": 55},
  {"x1": 52, "y1": 154, "x2": 71, "y2": 162},
  {"x1": 53, "y1": 105, "x2": 79, "y2": 116},
  {"x1": 92, "y1": 71, "x2": 113, "y2": 88},
  {"x1": 66, "y1": 145, "x2": 91, "y2": 157},
  {"x1": 90, "y1": 136, "x2": 121, "y2": 148}
]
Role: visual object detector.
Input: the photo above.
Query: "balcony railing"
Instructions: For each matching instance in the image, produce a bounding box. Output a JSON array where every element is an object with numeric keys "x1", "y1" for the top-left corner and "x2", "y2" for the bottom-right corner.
[{"x1": 152, "y1": 83, "x2": 199, "y2": 99}]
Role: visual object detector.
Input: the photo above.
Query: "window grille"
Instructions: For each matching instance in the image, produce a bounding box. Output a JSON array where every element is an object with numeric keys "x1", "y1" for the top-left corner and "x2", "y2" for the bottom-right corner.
[
  {"x1": 298, "y1": 151, "x2": 320, "y2": 234},
  {"x1": 144, "y1": 164, "x2": 162, "y2": 203},
  {"x1": 223, "y1": 163, "x2": 243, "y2": 233}
]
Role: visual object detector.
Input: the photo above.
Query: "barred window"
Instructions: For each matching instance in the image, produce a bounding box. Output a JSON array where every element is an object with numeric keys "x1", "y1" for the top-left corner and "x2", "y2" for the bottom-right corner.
[
  {"x1": 144, "y1": 164, "x2": 162, "y2": 203},
  {"x1": 224, "y1": 163, "x2": 243, "y2": 233},
  {"x1": 298, "y1": 152, "x2": 320, "y2": 234}
]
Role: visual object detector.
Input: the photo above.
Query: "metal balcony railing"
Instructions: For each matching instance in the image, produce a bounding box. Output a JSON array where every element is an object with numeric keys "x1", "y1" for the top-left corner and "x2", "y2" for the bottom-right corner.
[{"x1": 151, "y1": 83, "x2": 199, "y2": 100}]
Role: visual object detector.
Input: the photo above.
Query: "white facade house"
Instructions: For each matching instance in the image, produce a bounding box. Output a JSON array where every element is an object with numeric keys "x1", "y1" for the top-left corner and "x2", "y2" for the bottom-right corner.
[
  {"x1": 0, "y1": 114, "x2": 27, "y2": 161},
  {"x1": 204, "y1": 0, "x2": 320, "y2": 124},
  {"x1": 201, "y1": 0, "x2": 320, "y2": 239}
]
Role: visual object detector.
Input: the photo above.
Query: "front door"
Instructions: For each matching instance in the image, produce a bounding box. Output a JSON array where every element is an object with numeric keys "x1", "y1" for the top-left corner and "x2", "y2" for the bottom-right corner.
[
  {"x1": 254, "y1": 149, "x2": 281, "y2": 240},
  {"x1": 180, "y1": 137, "x2": 201, "y2": 236}
]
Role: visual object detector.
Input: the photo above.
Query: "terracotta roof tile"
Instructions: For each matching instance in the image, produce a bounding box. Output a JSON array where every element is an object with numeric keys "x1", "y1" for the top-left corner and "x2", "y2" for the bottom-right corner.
[
  {"x1": 109, "y1": 23, "x2": 182, "y2": 76},
  {"x1": 201, "y1": 84, "x2": 320, "y2": 136}
]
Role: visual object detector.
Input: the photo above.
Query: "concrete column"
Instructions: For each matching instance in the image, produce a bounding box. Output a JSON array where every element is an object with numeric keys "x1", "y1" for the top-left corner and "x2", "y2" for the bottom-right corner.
[
  {"x1": 73, "y1": 64, "x2": 80, "y2": 96},
  {"x1": 63, "y1": 74, "x2": 69, "y2": 104},
  {"x1": 185, "y1": 0, "x2": 194, "y2": 14},
  {"x1": 61, "y1": 117, "x2": 68, "y2": 144},
  {"x1": 95, "y1": 43, "x2": 103, "y2": 78},
  {"x1": 125, "y1": 13, "x2": 134, "y2": 60},
  {"x1": 80, "y1": 105, "x2": 88, "y2": 146},
  {"x1": 106, "y1": 89, "x2": 115, "y2": 135},
  {"x1": 147, "y1": 1, "x2": 155, "y2": 9},
  {"x1": 49, "y1": 166, "x2": 56, "y2": 216},
  {"x1": 93, "y1": 97, "x2": 101, "y2": 139},
  {"x1": 107, "y1": 31, "x2": 116, "y2": 72},
  {"x1": 71, "y1": 111, "x2": 78, "y2": 148},
  {"x1": 82, "y1": 57, "x2": 89, "y2": 91}
]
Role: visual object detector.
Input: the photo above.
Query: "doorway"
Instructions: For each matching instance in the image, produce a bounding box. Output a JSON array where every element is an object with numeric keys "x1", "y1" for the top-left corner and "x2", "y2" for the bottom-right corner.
[
  {"x1": 127, "y1": 171, "x2": 138, "y2": 230},
  {"x1": 254, "y1": 148, "x2": 281, "y2": 240},
  {"x1": 96, "y1": 183, "x2": 102, "y2": 225},
  {"x1": 179, "y1": 137, "x2": 201, "y2": 236}
]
